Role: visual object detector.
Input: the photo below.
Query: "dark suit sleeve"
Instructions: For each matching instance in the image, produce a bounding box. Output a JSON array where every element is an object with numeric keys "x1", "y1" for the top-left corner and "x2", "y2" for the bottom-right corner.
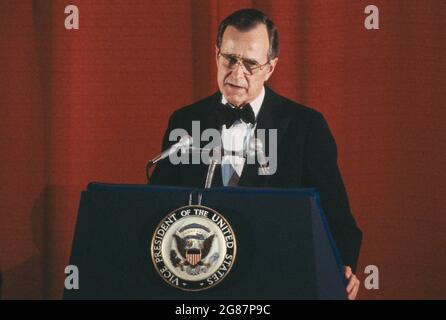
[
  {"x1": 149, "y1": 111, "x2": 182, "y2": 186},
  {"x1": 302, "y1": 111, "x2": 362, "y2": 272}
]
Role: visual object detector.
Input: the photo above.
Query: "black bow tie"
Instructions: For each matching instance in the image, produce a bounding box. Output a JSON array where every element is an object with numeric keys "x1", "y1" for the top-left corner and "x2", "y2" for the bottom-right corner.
[{"x1": 216, "y1": 103, "x2": 256, "y2": 128}]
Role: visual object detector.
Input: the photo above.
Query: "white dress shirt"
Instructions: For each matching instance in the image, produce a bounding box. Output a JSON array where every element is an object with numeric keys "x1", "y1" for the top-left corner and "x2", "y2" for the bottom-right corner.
[{"x1": 220, "y1": 86, "x2": 265, "y2": 186}]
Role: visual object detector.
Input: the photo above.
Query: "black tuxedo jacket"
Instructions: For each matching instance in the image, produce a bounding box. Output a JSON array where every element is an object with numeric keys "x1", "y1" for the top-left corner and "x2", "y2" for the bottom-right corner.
[{"x1": 150, "y1": 87, "x2": 362, "y2": 271}]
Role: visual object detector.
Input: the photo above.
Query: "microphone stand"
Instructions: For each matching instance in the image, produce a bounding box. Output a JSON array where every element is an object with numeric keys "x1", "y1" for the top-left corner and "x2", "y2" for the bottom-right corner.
[{"x1": 197, "y1": 147, "x2": 221, "y2": 205}]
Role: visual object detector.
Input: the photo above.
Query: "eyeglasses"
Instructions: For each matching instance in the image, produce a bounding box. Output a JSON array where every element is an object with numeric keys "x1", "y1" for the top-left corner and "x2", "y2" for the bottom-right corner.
[{"x1": 218, "y1": 51, "x2": 270, "y2": 75}]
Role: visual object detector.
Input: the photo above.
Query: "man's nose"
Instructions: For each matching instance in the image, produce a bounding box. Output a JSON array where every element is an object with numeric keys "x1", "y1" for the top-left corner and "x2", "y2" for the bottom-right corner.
[{"x1": 232, "y1": 61, "x2": 247, "y2": 78}]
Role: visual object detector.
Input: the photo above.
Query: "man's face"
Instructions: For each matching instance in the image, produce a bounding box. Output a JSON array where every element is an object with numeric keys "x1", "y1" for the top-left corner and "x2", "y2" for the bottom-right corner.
[{"x1": 216, "y1": 24, "x2": 278, "y2": 107}]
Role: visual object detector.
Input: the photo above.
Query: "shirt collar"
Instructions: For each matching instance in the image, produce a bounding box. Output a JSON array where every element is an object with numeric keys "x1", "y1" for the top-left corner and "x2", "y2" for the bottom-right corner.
[{"x1": 221, "y1": 86, "x2": 265, "y2": 119}]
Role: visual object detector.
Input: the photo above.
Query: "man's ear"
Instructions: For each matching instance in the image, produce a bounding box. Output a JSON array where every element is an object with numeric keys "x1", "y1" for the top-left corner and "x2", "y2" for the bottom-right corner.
[
  {"x1": 215, "y1": 46, "x2": 220, "y2": 65},
  {"x1": 264, "y1": 57, "x2": 278, "y2": 82}
]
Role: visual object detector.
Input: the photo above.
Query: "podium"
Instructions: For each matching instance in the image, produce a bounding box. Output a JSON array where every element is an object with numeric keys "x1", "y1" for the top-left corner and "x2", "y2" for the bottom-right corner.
[{"x1": 64, "y1": 183, "x2": 346, "y2": 299}]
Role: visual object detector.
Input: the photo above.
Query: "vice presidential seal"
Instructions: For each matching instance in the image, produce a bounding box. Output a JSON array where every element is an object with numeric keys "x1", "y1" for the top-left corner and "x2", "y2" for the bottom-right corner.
[{"x1": 150, "y1": 205, "x2": 237, "y2": 291}]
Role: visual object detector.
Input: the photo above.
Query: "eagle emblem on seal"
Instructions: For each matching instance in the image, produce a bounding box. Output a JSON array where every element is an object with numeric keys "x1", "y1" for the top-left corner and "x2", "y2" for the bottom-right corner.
[{"x1": 169, "y1": 223, "x2": 219, "y2": 275}]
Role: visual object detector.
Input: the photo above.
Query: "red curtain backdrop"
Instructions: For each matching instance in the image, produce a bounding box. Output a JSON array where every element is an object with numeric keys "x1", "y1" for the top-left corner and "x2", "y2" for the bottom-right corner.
[{"x1": 0, "y1": 0, "x2": 444, "y2": 299}]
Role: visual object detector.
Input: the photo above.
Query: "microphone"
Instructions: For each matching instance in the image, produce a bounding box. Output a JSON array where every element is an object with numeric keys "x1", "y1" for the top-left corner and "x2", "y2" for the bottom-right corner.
[
  {"x1": 146, "y1": 135, "x2": 193, "y2": 182},
  {"x1": 248, "y1": 138, "x2": 269, "y2": 175},
  {"x1": 150, "y1": 135, "x2": 193, "y2": 165}
]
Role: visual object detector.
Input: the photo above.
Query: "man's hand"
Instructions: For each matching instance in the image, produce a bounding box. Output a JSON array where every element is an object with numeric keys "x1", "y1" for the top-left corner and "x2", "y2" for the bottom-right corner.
[{"x1": 344, "y1": 266, "x2": 360, "y2": 300}]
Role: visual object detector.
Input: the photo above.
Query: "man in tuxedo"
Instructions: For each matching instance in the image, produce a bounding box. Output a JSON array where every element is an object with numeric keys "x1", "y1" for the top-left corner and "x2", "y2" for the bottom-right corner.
[{"x1": 150, "y1": 9, "x2": 362, "y2": 299}]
